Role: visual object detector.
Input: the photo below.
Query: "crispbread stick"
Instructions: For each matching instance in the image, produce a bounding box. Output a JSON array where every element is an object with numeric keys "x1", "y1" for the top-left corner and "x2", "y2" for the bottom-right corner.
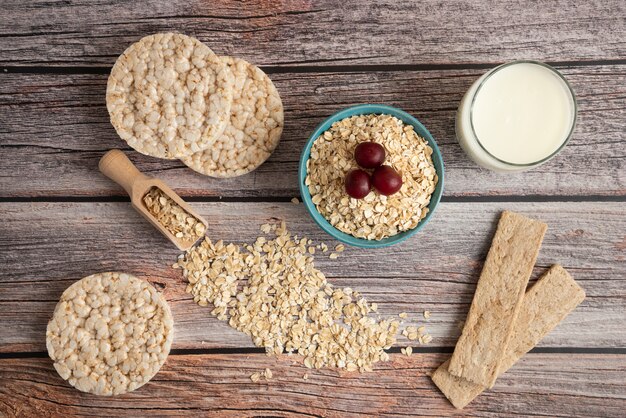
[
  {"x1": 448, "y1": 211, "x2": 547, "y2": 387},
  {"x1": 432, "y1": 265, "x2": 585, "y2": 409}
]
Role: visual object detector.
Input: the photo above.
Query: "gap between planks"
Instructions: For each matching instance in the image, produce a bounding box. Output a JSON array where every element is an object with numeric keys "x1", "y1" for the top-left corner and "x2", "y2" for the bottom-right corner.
[
  {"x1": 3, "y1": 59, "x2": 626, "y2": 75},
  {"x1": 2, "y1": 346, "x2": 626, "y2": 360}
]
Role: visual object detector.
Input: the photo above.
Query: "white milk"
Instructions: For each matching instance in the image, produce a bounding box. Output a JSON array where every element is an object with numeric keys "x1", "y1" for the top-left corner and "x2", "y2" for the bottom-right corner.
[{"x1": 456, "y1": 61, "x2": 576, "y2": 172}]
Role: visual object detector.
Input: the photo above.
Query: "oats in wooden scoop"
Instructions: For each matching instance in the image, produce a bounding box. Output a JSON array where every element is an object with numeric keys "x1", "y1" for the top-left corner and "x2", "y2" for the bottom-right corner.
[{"x1": 143, "y1": 187, "x2": 206, "y2": 244}]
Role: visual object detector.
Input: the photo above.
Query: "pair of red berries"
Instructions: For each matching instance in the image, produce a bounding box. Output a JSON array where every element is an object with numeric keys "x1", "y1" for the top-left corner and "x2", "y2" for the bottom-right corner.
[{"x1": 345, "y1": 142, "x2": 403, "y2": 199}]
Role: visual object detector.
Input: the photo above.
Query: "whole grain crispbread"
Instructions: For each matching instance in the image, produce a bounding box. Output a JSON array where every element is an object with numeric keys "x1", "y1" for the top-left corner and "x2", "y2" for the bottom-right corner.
[
  {"x1": 448, "y1": 211, "x2": 547, "y2": 387},
  {"x1": 431, "y1": 264, "x2": 585, "y2": 409}
]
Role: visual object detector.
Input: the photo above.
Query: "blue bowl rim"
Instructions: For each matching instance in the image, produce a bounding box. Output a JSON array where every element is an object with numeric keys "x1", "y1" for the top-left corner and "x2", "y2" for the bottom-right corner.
[{"x1": 298, "y1": 104, "x2": 445, "y2": 248}]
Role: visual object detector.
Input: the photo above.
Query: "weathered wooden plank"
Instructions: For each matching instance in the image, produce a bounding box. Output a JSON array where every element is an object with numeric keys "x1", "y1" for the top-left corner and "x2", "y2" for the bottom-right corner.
[
  {"x1": 0, "y1": 353, "x2": 624, "y2": 417},
  {"x1": 0, "y1": 0, "x2": 625, "y2": 67},
  {"x1": 1, "y1": 65, "x2": 624, "y2": 197},
  {"x1": 0, "y1": 201, "x2": 623, "y2": 352}
]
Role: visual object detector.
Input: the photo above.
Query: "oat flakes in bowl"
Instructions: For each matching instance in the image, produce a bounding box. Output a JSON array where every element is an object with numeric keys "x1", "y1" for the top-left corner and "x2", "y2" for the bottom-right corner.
[{"x1": 299, "y1": 104, "x2": 444, "y2": 248}]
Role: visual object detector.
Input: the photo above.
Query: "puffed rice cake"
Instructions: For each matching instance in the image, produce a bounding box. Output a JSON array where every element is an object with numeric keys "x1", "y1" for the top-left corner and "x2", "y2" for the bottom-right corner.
[
  {"x1": 181, "y1": 56, "x2": 284, "y2": 177},
  {"x1": 46, "y1": 272, "x2": 174, "y2": 396},
  {"x1": 106, "y1": 33, "x2": 234, "y2": 159}
]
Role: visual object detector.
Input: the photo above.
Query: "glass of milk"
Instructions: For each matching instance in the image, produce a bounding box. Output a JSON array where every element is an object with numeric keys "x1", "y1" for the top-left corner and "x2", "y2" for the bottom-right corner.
[{"x1": 456, "y1": 61, "x2": 577, "y2": 172}]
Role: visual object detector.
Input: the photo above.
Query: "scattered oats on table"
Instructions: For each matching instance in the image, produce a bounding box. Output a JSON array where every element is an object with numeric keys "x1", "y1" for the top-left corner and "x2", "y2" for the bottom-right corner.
[
  {"x1": 46, "y1": 272, "x2": 173, "y2": 396},
  {"x1": 143, "y1": 187, "x2": 206, "y2": 244},
  {"x1": 249, "y1": 368, "x2": 273, "y2": 383},
  {"x1": 106, "y1": 33, "x2": 234, "y2": 159},
  {"x1": 305, "y1": 114, "x2": 438, "y2": 240},
  {"x1": 401, "y1": 323, "x2": 431, "y2": 344},
  {"x1": 174, "y1": 220, "x2": 402, "y2": 373},
  {"x1": 181, "y1": 56, "x2": 283, "y2": 178},
  {"x1": 291, "y1": 197, "x2": 300, "y2": 204}
]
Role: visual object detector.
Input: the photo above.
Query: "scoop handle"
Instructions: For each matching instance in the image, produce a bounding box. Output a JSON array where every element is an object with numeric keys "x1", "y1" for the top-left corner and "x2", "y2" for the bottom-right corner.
[{"x1": 99, "y1": 149, "x2": 150, "y2": 196}]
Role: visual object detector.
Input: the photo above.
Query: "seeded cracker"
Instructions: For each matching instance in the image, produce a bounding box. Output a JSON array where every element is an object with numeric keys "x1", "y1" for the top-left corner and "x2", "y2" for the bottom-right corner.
[
  {"x1": 448, "y1": 211, "x2": 547, "y2": 388},
  {"x1": 182, "y1": 56, "x2": 284, "y2": 177},
  {"x1": 432, "y1": 265, "x2": 585, "y2": 409},
  {"x1": 46, "y1": 272, "x2": 174, "y2": 395},
  {"x1": 106, "y1": 33, "x2": 234, "y2": 159}
]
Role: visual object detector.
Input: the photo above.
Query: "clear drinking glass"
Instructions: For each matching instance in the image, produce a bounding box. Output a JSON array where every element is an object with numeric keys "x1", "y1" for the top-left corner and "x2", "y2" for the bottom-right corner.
[{"x1": 455, "y1": 60, "x2": 577, "y2": 172}]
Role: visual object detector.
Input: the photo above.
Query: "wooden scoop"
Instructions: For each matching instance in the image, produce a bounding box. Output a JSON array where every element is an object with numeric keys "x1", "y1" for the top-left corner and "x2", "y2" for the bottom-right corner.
[{"x1": 99, "y1": 149, "x2": 208, "y2": 251}]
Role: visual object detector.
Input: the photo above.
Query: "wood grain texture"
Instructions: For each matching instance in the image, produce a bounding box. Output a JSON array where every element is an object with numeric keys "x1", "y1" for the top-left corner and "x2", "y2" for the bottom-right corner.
[
  {"x1": 2, "y1": 0, "x2": 625, "y2": 414},
  {"x1": 1, "y1": 353, "x2": 624, "y2": 417},
  {"x1": 1, "y1": 65, "x2": 625, "y2": 198},
  {"x1": 1, "y1": 201, "x2": 623, "y2": 352},
  {"x1": 0, "y1": 0, "x2": 625, "y2": 67}
]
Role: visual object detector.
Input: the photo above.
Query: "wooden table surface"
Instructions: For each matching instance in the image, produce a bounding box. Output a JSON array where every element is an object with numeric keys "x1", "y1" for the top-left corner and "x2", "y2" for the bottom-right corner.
[{"x1": 1, "y1": 1, "x2": 625, "y2": 416}]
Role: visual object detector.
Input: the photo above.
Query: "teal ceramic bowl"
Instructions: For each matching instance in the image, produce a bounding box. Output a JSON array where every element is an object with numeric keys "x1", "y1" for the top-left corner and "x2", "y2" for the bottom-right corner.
[{"x1": 298, "y1": 104, "x2": 445, "y2": 248}]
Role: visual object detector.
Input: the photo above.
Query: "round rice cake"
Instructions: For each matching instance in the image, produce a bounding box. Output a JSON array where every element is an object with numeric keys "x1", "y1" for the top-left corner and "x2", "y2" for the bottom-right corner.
[
  {"x1": 46, "y1": 272, "x2": 174, "y2": 396},
  {"x1": 106, "y1": 33, "x2": 234, "y2": 159},
  {"x1": 181, "y1": 56, "x2": 284, "y2": 177}
]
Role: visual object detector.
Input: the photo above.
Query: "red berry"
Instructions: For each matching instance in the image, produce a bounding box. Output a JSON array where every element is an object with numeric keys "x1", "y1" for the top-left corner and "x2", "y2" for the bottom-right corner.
[
  {"x1": 344, "y1": 169, "x2": 372, "y2": 199},
  {"x1": 372, "y1": 165, "x2": 402, "y2": 196},
  {"x1": 354, "y1": 142, "x2": 386, "y2": 169}
]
